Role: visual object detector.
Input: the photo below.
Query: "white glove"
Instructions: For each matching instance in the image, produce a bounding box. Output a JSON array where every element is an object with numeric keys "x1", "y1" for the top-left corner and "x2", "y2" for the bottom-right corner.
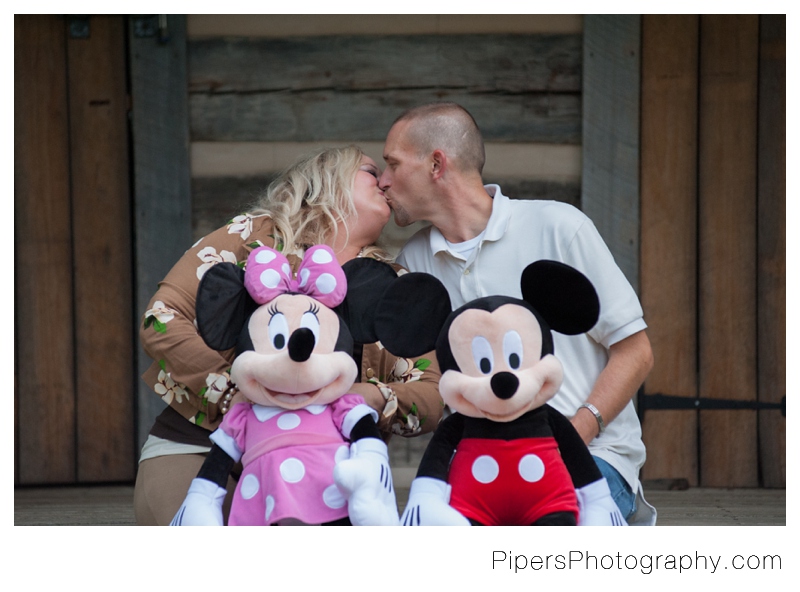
[
  {"x1": 169, "y1": 478, "x2": 227, "y2": 526},
  {"x1": 333, "y1": 438, "x2": 400, "y2": 526},
  {"x1": 576, "y1": 478, "x2": 628, "y2": 526},
  {"x1": 400, "y1": 477, "x2": 470, "y2": 526}
]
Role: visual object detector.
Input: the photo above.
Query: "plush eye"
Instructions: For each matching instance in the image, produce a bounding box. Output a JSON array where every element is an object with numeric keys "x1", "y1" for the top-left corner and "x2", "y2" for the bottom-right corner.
[
  {"x1": 300, "y1": 310, "x2": 320, "y2": 342},
  {"x1": 268, "y1": 312, "x2": 289, "y2": 350},
  {"x1": 503, "y1": 330, "x2": 524, "y2": 370},
  {"x1": 471, "y1": 336, "x2": 494, "y2": 375}
]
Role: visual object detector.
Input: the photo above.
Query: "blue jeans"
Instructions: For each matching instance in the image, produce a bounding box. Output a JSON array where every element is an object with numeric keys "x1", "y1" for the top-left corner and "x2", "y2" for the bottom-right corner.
[{"x1": 593, "y1": 456, "x2": 636, "y2": 520}]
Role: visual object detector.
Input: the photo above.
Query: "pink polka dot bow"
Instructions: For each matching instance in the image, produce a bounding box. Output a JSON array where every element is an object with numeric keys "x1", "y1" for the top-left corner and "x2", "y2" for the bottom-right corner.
[{"x1": 243, "y1": 245, "x2": 348, "y2": 308}]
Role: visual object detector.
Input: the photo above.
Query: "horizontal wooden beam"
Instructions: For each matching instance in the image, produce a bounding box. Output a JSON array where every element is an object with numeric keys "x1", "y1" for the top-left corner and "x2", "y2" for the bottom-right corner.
[
  {"x1": 190, "y1": 141, "x2": 582, "y2": 181},
  {"x1": 190, "y1": 90, "x2": 580, "y2": 144},
  {"x1": 188, "y1": 14, "x2": 583, "y2": 38},
  {"x1": 189, "y1": 35, "x2": 581, "y2": 93}
]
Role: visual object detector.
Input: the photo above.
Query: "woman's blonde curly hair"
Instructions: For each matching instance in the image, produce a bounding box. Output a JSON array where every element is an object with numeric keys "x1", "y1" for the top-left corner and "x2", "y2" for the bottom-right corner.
[{"x1": 249, "y1": 145, "x2": 391, "y2": 262}]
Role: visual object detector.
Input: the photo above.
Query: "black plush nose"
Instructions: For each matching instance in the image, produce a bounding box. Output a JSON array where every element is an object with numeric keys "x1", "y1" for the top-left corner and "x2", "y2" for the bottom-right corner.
[
  {"x1": 490, "y1": 372, "x2": 519, "y2": 400},
  {"x1": 288, "y1": 328, "x2": 316, "y2": 362}
]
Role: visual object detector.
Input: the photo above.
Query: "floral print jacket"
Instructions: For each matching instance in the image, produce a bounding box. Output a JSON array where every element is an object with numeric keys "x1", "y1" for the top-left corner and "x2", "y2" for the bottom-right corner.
[{"x1": 140, "y1": 214, "x2": 443, "y2": 438}]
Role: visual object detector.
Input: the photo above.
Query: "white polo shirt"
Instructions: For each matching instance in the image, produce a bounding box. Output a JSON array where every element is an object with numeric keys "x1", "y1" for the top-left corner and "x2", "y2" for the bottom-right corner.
[{"x1": 397, "y1": 184, "x2": 647, "y2": 493}]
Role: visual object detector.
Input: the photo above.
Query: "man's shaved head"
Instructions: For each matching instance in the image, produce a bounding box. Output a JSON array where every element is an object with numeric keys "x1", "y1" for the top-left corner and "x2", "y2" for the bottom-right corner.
[{"x1": 392, "y1": 102, "x2": 486, "y2": 174}]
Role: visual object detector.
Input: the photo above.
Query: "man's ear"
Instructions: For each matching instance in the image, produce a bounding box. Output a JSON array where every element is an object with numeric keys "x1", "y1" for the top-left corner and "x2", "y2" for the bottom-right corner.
[
  {"x1": 520, "y1": 260, "x2": 600, "y2": 336},
  {"x1": 196, "y1": 263, "x2": 257, "y2": 351},
  {"x1": 431, "y1": 149, "x2": 446, "y2": 179},
  {"x1": 374, "y1": 272, "x2": 452, "y2": 358}
]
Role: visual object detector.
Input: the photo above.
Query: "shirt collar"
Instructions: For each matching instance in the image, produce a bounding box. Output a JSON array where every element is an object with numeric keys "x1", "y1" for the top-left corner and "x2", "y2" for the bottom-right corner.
[{"x1": 429, "y1": 184, "x2": 511, "y2": 256}]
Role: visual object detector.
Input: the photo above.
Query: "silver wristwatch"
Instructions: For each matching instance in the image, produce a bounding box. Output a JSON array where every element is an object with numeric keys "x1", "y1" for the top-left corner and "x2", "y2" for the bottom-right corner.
[{"x1": 580, "y1": 402, "x2": 606, "y2": 434}]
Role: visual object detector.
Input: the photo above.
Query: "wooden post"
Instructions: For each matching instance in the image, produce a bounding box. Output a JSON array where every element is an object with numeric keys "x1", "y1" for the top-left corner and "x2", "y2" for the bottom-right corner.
[
  {"x1": 698, "y1": 14, "x2": 759, "y2": 487},
  {"x1": 640, "y1": 15, "x2": 700, "y2": 485},
  {"x1": 15, "y1": 15, "x2": 76, "y2": 484},
  {"x1": 129, "y1": 15, "x2": 193, "y2": 451},
  {"x1": 581, "y1": 15, "x2": 641, "y2": 291},
  {"x1": 757, "y1": 14, "x2": 786, "y2": 488},
  {"x1": 67, "y1": 16, "x2": 135, "y2": 482}
]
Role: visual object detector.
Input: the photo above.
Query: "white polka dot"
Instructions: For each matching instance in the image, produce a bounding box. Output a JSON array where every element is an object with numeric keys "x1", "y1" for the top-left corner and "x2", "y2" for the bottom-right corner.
[
  {"x1": 282, "y1": 263, "x2": 292, "y2": 278},
  {"x1": 518, "y1": 454, "x2": 546, "y2": 482},
  {"x1": 240, "y1": 474, "x2": 260, "y2": 499},
  {"x1": 471, "y1": 455, "x2": 500, "y2": 484},
  {"x1": 277, "y1": 413, "x2": 301, "y2": 430},
  {"x1": 260, "y1": 268, "x2": 282, "y2": 289},
  {"x1": 305, "y1": 405, "x2": 326, "y2": 415},
  {"x1": 323, "y1": 484, "x2": 347, "y2": 509},
  {"x1": 264, "y1": 495, "x2": 275, "y2": 522},
  {"x1": 280, "y1": 458, "x2": 305, "y2": 483},
  {"x1": 315, "y1": 273, "x2": 337, "y2": 294},
  {"x1": 334, "y1": 445, "x2": 350, "y2": 464},
  {"x1": 255, "y1": 250, "x2": 277, "y2": 264},
  {"x1": 312, "y1": 249, "x2": 333, "y2": 264},
  {"x1": 298, "y1": 268, "x2": 311, "y2": 288}
]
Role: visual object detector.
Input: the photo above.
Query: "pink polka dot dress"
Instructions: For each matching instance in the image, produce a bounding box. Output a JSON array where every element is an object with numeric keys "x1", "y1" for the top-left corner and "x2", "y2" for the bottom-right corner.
[{"x1": 219, "y1": 394, "x2": 365, "y2": 525}]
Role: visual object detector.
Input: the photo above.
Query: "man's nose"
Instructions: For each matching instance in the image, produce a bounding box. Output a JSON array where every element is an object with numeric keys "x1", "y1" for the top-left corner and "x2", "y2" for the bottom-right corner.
[{"x1": 378, "y1": 170, "x2": 390, "y2": 190}]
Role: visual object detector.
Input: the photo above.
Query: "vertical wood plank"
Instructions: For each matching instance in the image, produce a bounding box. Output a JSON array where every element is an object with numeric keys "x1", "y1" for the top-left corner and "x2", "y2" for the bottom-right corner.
[
  {"x1": 581, "y1": 15, "x2": 641, "y2": 291},
  {"x1": 698, "y1": 14, "x2": 759, "y2": 487},
  {"x1": 67, "y1": 16, "x2": 135, "y2": 481},
  {"x1": 757, "y1": 14, "x2": 786, "y2": 488},
  {"x1": 129, "y1": 15, "x2": 193, "y2": 451},
  {"x1": 639, "y1": 15, "x2": 700, "y2": 485},
  {"x1": 14, "y1": 15, "x2": 76, "y2": 484}
]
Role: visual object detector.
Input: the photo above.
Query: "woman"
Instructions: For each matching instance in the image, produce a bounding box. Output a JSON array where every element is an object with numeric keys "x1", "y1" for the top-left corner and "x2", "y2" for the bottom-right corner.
[{"x1": 134, "y1": 145, "x2": 443, "y2": 525}]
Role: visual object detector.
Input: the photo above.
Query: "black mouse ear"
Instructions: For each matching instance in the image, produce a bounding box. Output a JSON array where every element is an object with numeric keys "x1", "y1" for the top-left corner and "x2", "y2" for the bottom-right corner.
[
  {"x1": 520, "y1": 260, "x2": 599, "y2": 335},
  {"x1": 374, "y1": 272, "x2": 452, "y2": 358},
  {"x1": 337, "y1": 258, "x2": 400, "y2": 344},
  {"x1": 196, "y1": 262, "x2": 256, "y2": 350}
]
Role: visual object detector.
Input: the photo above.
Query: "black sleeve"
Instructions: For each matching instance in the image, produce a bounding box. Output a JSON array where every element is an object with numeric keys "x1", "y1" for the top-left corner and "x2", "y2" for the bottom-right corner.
[
  {"x1": 546, "y1": 405, "x2": 603, "y2": 488},
  {"x1": 196, "y1": 444, "x2": 236, "y2": 488},
  {"x1": 416, "y1": 413, "x2": 465, "y2": 481},
  {"x1": 349, "y1": 413, "x2": 383, "y2": 441}
]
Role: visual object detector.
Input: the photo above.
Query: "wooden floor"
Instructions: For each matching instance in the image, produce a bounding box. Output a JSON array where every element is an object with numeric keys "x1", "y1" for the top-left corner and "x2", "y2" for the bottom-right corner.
[{"x1": 14, "y1": 482, "x2": 785, "y2": 526}]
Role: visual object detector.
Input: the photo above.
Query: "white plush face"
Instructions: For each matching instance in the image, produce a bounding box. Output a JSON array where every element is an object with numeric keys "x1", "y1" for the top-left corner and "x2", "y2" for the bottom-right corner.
[
  {"x1": 438, "y1": 304, "x2": 564, "y2": 422},
  {"x1": 230, "y1": 293, "x2": 358, "y2": 410}
]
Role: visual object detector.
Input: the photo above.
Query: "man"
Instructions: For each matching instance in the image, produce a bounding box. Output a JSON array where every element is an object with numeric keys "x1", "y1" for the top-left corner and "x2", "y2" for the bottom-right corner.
[{"x1": 380, "y1": 102, "x2": 656, "y2": 525}]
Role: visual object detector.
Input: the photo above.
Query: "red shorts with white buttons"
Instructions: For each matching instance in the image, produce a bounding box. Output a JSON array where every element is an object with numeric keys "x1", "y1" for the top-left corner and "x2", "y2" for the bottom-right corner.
[{"x1": 447, "y1": 437, "x2": 579, "y2": 525}]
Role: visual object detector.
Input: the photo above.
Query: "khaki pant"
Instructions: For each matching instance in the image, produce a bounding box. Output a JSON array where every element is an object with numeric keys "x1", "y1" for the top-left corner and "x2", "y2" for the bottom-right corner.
[{"x1": 133, "y1": 453, "x2": 238, "y2": 526}]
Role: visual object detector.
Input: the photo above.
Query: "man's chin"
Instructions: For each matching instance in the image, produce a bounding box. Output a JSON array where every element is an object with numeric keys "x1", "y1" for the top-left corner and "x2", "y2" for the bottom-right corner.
[{"x1": 392, "y1": 212, "x2": 411, "y2": 227}]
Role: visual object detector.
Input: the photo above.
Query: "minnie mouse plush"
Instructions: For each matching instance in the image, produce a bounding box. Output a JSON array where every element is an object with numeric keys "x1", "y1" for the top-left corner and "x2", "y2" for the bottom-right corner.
[
  {"x1": 382, "y1": 260, "x2": 627, "y2": 526},
  {"x1": 170, "y1": 245, "x2": 444, "y2": 526}
]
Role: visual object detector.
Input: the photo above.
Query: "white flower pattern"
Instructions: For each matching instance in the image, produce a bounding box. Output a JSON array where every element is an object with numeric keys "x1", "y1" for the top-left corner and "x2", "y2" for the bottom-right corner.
[
  {"x1": 196, "y1": 246, "x2": 237, "y2": 280},
  {"x1": 227, "y1": 214, "x2": 254, "y2": 241},
  {"x1": 155, "y1": 369, "x2": 189, "y2": 405},
  {"x1": 144, "y1": 301, "x2": 176, "y2": 325},
  {"x1": 388, "y1": 357, "x2": 424, "y2": 383},
  {"x1": 204, "y1": 372, "x2": 232, "y2": 405},
  {"x1": 392, "y1": 413, "x2": 421, "y2": 436}
]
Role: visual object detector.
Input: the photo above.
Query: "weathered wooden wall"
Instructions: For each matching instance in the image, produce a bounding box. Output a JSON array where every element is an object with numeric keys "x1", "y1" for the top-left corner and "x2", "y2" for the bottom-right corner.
[
  {"x1": 129, "y1": 14, "x2": 193, "y2": 454},
  {"x1": 15, "y1": 15, "x2": 135, "y2": 485},
  {"x1": 640, "y1": 14, "x2": 700, "y2": 486},
  {"x1": 640, "y1": 14, "x2": 785, "y2": 487},
  {"x1": 582, "y1": 15, "x2": 641, "y2": 291},
  {"x1": 755, "y1": 14, "x2": 786, "y2": 489},
  {"x1": 185, "y1": 15, "x2": 585, "y2": 255}
]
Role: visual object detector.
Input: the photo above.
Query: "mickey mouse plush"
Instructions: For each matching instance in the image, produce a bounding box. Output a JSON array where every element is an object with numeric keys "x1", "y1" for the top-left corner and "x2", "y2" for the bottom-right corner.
[
  {"x1": 384, "y1": 260, "x2": 627, "y2": 526},
  {"x1": 170, "y1": 245, "x2": 444, "y2": 526}
]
